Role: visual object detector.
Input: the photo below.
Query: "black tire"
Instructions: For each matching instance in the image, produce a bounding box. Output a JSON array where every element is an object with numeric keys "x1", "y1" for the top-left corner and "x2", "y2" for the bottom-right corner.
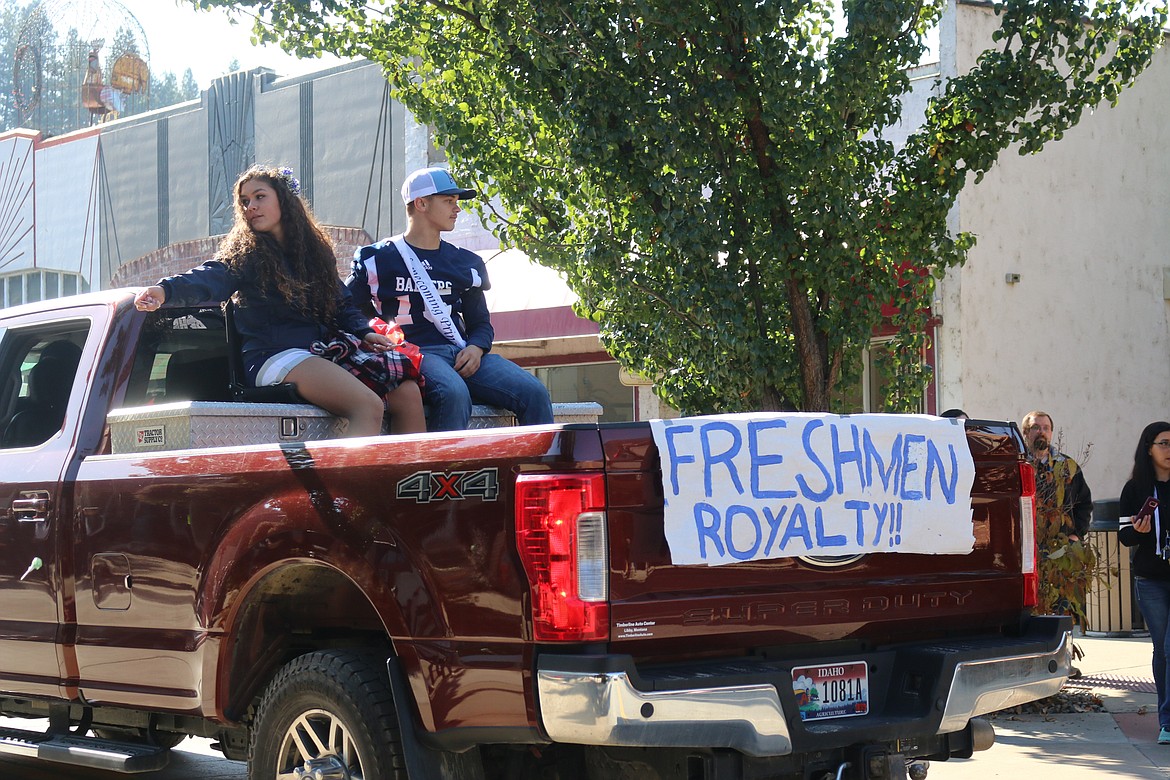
[{"x1": 249, "y1": 650, "x2": 407, "y2": 780}]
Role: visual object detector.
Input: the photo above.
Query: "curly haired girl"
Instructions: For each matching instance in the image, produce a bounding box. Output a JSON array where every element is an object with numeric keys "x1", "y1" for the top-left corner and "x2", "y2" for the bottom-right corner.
[{"x1": 134, "y1": 165, "x2": 425, "y2": 437}]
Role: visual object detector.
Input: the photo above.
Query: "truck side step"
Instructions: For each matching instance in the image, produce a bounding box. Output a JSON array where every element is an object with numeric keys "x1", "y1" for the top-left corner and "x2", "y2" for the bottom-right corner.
[{"x1": 0, "y1": 726, "x2": 169, "y2": 773}]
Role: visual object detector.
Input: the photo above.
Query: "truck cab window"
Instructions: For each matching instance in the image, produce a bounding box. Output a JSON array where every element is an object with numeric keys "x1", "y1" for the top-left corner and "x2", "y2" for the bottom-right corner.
[
  {"x1": 0, "y1": 325, "x2": 88, "y2": 448},
  {"x1": 122, "y1": 307, "x2": 231, "y2": 407}
]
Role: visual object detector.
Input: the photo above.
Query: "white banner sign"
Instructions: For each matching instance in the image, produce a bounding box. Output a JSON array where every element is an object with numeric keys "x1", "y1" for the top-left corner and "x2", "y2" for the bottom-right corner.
[{"x1": 650, "y1": 413, "x2": 976, "y2": 566}]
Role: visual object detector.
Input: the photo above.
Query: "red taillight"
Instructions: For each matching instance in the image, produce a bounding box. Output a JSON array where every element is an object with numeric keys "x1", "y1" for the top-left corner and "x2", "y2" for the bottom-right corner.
[
  {"x1": 1019, "y1": 461, "x2": 1039, "y2": 608},
  {"x1": 1019, "y1": 460, "x2": 1036, "y2": 498},
  {"x1": 515, "y1": 473, "x2": 609, "y2": 642}
]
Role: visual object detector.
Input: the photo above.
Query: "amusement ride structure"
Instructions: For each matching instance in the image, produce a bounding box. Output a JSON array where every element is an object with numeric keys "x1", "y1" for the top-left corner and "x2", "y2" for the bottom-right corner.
[{"x1": 13, "y1": 0, "x2": 151, "y2": 132}]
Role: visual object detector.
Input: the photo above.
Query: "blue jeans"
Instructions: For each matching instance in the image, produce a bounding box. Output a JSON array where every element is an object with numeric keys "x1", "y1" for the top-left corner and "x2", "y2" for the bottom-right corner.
[
  {"x1": 419, "y1": 344, "x2": 554, "y2": 432},
  {"x1": 1135, "y1": 576, "x2": 1170, "y2": 728}
]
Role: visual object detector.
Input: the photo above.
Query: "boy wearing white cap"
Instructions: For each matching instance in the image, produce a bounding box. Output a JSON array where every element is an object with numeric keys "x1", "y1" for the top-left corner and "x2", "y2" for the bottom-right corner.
[{"x1": 347, "y1": 167, "x2": 553, "y2": 431}]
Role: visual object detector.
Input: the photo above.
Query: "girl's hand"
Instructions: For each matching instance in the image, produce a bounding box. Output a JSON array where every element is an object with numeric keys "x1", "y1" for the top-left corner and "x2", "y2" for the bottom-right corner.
[
  {"x1": 134, "y1": 286, "x2": 166, "y2": 311},
  {"x1": 362, "y1": 332, "x2": 393, "y2": 352},
  {"x1": 1134, "y1": 514, "x2": 1153, "y2": 534}
]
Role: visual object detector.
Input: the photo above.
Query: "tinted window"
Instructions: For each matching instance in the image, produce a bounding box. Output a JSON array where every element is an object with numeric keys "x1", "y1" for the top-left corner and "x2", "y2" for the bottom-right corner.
[{"x1": 0, "y1": 323, "x2": 88, "y2": 448}]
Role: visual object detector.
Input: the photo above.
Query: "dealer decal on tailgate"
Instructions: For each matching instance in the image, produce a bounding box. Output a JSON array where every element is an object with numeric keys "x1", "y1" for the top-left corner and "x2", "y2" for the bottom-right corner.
[{"x1": 397, "y1": 469, "x2": 500, "y2": 503}]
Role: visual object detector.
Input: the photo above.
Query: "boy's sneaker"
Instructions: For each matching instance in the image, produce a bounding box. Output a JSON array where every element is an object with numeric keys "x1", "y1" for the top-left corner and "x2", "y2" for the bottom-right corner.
[{"x1": 1158, "y1": 728, "x2": 1170, "y2": 745}]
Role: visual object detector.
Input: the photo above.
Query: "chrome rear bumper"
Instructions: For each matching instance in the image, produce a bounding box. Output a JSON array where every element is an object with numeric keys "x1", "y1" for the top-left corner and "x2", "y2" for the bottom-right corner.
[
  {"x1": 937, "y1": 628, "x2": 1072, "y2": 733},
  {"x1": 537, "y1": 666, "x2": 791, "y2": 756},
  {"x1": 536, "y1": 621, "x2": 1071, "y2": 757}
]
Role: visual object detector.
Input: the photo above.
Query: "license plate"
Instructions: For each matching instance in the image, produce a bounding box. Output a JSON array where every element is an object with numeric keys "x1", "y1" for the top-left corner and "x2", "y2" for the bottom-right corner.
[{"x1": 792, "y1": 661, "x2": 869, "y2": 721}]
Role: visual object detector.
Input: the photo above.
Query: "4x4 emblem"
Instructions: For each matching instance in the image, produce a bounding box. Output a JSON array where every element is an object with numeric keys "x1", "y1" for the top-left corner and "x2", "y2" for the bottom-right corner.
[{"x1": 396, "y1": 468, "x2": 500, "y2": 503}]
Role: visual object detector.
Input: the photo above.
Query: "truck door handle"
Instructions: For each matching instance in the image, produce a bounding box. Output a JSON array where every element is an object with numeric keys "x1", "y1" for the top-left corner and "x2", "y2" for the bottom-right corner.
[{"x1": 12, "y1": 491, "x2": 50, "y2": 522}]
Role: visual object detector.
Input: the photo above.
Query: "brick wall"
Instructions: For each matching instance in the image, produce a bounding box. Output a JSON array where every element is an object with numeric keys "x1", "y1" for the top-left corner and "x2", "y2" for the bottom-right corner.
[{"x1": 109, "y1": 226, "x2": 375, "y2": 288}]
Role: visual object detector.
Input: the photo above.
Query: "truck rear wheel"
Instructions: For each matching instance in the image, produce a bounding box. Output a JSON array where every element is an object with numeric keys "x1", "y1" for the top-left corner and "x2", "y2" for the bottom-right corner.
[{"x1": 249, "y1": 650, "x2": 407, "y2": 780}]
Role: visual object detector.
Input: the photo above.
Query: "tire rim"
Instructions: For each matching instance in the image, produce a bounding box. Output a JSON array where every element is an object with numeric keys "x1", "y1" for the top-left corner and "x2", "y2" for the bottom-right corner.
[{"x1": 276, "y1": 708, "x2": 361, "y2": 780}]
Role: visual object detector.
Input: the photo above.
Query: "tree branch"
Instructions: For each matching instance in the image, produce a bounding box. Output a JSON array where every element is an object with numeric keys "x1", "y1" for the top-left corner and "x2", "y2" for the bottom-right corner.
[{"x1": 421, "y1": 0, "x2": 489, "y2": 32}]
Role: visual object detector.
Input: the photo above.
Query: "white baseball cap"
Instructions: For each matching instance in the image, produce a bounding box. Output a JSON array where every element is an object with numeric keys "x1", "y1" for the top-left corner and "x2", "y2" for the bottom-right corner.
[{"x1": 401, "y1": 167, "x2": 477, "y2": 205}]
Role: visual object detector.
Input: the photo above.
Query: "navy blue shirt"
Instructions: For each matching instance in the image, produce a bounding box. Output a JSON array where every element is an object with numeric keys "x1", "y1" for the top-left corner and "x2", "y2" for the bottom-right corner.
[
  {"x1": 158, "y1": 259, "x2": 373, "y2": 359},
  {"x1": 1120, "y1": 478, "x2": 1170, "y2": 581},
  {"x1": 347, "y1": 239, "x2": 494, "y2": 352}
]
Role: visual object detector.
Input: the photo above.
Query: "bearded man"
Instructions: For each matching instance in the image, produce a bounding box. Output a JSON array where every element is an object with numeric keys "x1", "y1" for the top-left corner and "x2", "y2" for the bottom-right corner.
[
  {"x1": 1021, "y1": 410, "x2": 1093, "y2": 541},
  {"x1": 1022, "y1": 409, "x2": 1095, "y2": 677}
]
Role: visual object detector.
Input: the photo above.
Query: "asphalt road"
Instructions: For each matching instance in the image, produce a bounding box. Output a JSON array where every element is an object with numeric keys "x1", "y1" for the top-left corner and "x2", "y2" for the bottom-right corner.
[
  {"x1": 5, "y1": 634, "x2": 1162, "y2": 780},
  {"x1": 0, "y1": 723, "x2": 246, "y2": 780}
]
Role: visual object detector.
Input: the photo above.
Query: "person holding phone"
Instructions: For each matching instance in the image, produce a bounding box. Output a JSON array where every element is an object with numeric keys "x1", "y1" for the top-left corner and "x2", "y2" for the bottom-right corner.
[{"x1": 1119, "y1": 420, "x2": 1170, "y2": 745}]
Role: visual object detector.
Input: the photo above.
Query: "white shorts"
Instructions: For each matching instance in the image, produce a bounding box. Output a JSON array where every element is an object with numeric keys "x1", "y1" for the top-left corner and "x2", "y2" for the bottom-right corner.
[{"x1": 256, "y1": 348, "x2": 314, "y2": 387}]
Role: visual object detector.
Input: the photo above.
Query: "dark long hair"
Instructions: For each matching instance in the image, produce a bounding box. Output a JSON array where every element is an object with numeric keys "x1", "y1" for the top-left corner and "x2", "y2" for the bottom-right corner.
[
  {"x1": 217, "y1": 165, "x2": 339, "y2": 322},
  {"x1": 1130, "y1": 421, "x2": 1170, "y2": 495}
]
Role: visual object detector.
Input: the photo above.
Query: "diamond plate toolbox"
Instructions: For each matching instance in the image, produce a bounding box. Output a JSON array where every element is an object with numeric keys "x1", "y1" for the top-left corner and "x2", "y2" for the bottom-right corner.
[{"x1": 109, "y1": 401, "x2": 345, "y2": 454}]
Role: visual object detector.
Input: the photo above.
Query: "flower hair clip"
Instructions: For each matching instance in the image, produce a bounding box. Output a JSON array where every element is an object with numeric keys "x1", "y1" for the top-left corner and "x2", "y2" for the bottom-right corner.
[{"x1": 278, "y1": 167, "x2": 301, "y2": 196}]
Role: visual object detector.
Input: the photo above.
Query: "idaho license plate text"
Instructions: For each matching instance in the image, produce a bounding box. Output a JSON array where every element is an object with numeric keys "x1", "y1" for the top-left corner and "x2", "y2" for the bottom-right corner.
[{"x1": 792, "y1": 661, "x2": 869, "y2": 721}]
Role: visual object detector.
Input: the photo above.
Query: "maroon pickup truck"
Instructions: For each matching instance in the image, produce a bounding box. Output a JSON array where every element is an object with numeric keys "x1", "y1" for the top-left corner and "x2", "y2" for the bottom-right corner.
[{"x1": 0, "y1": 290, "x2": 1070, "y2": 780}]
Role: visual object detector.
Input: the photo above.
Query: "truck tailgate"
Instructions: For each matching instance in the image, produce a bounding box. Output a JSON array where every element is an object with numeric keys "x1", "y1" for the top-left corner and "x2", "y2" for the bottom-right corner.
[{"x1": 599, "y1": 420, "x2": 1030, "y2": 653}]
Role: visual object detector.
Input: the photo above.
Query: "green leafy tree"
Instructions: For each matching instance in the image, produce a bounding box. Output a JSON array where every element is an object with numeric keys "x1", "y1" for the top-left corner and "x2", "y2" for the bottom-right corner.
[
  {"x1": 190, "y1": 0, "x2": 1166, "y2": 412},
  {"x1": 33, "y1": 24, "x2": 74, "y2": 133},
  {"x1": 0, "y1": 0, "x2": 34, "y2": 130},
  {"x1": 147, "y1": 67, "x2": 202, "y2": 116},
  {"x1": 181, "y1": 68, "x2": 200, "y2": 100},
  {"x1": 152, "y1": 71, "x2": 183, "y2": 108},
  {"x1": 1035, "y1": 475, "x2": 1098, "y2": 627},
  {"x1": 4, "y1": 0, "x2": 62, "y2": 133}
]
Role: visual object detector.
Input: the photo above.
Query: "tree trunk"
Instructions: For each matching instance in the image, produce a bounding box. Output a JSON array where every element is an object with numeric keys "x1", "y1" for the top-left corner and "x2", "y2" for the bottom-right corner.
[
  {"x1": 786, "y1": 278, "x2": 830, "y2": 411},
  {"x1": 758, "y1": 385, "x2": 796, "y2": 412}
]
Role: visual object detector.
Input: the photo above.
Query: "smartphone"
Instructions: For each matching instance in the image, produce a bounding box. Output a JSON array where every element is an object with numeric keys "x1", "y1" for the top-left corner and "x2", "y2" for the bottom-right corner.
[{"x1": 1136, "y1": 496, "x2": 1160, "y2": 523}]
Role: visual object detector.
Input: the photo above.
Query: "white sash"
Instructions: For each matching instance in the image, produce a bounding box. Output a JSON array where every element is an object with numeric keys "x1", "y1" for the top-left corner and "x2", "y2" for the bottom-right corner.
[
  {"x1": 1154, "y1": 492, "x2": 1165, "y2": 558},
  {"x1": 391, "y1": 236, "x2": 467, "y2": 349}
]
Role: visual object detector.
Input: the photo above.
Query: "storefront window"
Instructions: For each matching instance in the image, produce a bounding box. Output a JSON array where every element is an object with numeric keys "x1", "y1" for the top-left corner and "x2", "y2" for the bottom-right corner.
[
  {"x1": 832, "y1": 339, "x2": 924, "y2": 414},
  {"x1": 534, "y1": 362, "x2": 634, "y2": 423},
  {"x1": 2, "y1": 271, "x2": 87, "y2": 308},
  {"x1": 25, "y1": 273, "x2": 41, "y2": 303}
]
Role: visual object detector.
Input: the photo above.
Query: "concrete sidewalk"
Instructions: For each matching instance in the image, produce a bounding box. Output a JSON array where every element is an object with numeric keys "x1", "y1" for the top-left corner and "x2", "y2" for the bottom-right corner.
[{"x1": 929, "y1": 634, "x2": 1170, "y2": 779}]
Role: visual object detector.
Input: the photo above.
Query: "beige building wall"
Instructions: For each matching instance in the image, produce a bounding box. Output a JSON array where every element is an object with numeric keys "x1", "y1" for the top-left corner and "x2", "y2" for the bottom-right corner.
[
  {"x1": 254, "y1": 79, "x2": 302, "y2": 177},
  {"x1": 935, "y1": 2, "x2": 1170, "y2": 496},
  {"x1": 32, "y1": 133, "x2": 100, "y2": 277},
  {"x1": 96, "y1": 121, "x2": 161, "y2": 277},
  {"x1": 166, "y1": 107, "x2": 210, "y2": 246}
]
